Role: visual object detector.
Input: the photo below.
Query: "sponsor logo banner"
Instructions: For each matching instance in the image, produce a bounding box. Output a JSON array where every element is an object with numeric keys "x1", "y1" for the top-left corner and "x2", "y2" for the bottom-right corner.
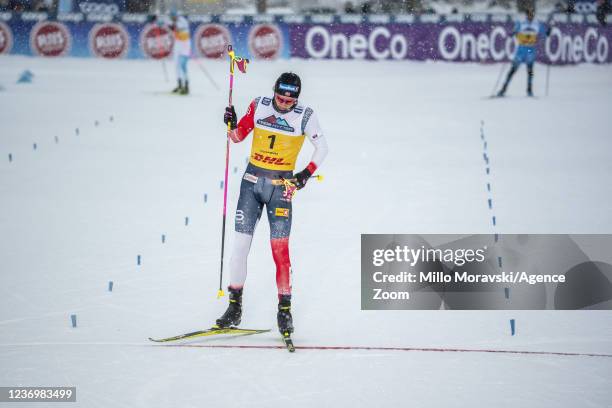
[
  {"x1": 0, "y1": 21, "x2": 13, "y2": 55},
  {"x1": 1, "y1": 13, "x2": 610, "y2": 64},
  {"x1": 290, "y1": 22, "x2": 612, "y2": 64},
  {"x1": 140, "y1": 23, "x2": 173, "y2": 59},
  {"x1": 249, "y1": 23, "x2": 283, "y2": 59},
  {"x1": 195, "y1": 23, "x2": 231, "y2": 59},
  {"x1": 89, "y1": 23, "x2": 129, "y2": 58},
  {"x1": 75, "y1": 0, "x2": 125, "y2": 15},
  {"x1": 30, "y1": 21, "x2": 72, "y2": 57}
]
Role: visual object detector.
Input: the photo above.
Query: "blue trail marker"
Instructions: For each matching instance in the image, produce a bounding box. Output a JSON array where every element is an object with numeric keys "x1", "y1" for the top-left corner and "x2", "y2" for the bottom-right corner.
[
  {"x1": 510, "y1": 319, "x2": 516, "y2": 336},
  {"x1": 220, "y1": 181, "x2": 224, "y2": 189},
  {"x1": 70, "y1": 314, "x2": 77, "y2": 328},
  {"x1": 33, "y1": 143, "x2": 37, "y2": 150},
  {"x1": 185, "y1": 217, "x2": 189, "y2": 226},
  {"x1": 137, "y1": 255, "x2": 141, "y2": 266},
  {"x1": 108, "y1": 281, "x2": 113, "y2": 292},
  {"x1": 8, "y1": 153, "x2": 12, "y2": 162},
  {"x1": 75, "y1": 128, "x2": 79, "y2": 136},
  {"x1": 504, "y1": 287, "x2": 510, "y2": 299},
  {"x1": 492, "y1": 216, "x2": 497, "y2": 226},
  {"x1": 162, "y1": 234, "x2": 166, "y2": 243},
  {"x1": 488, "y1": 198, "x2": 492, "y2": 209},
  {"x1": 498, "y1": 257, "x2": 503, "y2": 268},
  {"x1": 204, "y1": 193, "x2": 208, "y2": 203},
  {"x1": 17, "y1": 70, "x2": 33, "y2": 84}
]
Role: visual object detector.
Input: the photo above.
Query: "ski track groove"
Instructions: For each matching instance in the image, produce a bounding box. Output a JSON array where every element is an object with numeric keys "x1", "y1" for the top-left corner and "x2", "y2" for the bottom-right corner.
[{"x1": 1, "y1": 343, "x2": 610, "y2": 358}]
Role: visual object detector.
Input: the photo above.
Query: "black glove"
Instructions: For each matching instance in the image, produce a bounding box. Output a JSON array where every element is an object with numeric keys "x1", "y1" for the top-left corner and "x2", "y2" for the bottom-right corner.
[
  {"x1": 293, "y1": 168, "x2": 312, "y2": 190},
  {"x1": 224, "y1": 105, "x2": 237, "y2": 130},
  {"x1": 146, "y1": 14, "x2": 157, "y2": 23}
]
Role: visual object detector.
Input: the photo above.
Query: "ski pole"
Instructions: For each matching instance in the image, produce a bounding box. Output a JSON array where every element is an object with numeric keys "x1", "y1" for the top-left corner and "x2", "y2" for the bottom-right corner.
[
  {"x1": 545, "y1": 62, "x2": 551, "y2": 97},
  {"x1": 490, "y1": 62, "x2": 507, "y2": 97},
  {"x1": 217, "y1": 45, "x2": 248, "y2": 298},
  {"x1": 152, "y1": 13, "x2": 169, "y2": 83}
]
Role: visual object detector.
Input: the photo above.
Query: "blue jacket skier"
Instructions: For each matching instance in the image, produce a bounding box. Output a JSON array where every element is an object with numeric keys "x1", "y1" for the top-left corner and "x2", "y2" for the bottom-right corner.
[{"x1": 497, "y1": 9, "x2": 549, "y2": 97}]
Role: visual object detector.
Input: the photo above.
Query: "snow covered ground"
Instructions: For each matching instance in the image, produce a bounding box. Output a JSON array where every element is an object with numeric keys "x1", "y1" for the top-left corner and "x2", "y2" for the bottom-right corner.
[{"x1": 1, "y1": 55, "x2": 611, "y2": 407}]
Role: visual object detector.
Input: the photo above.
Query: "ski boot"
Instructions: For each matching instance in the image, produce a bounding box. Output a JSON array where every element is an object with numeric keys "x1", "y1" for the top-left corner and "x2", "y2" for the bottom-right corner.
[
  {"x1": 172, "y1": 79, "x2": 183, "y2": 94},
  {"x1": 277, "y1": 295, "x2": 294, "y2": 336},
  {"x1": 496, "y1": 87, "x2": 506, "y2": 97},
  {"x1": 527, "y1": 85, "x2": 533, "y2": 97},
  {"x1": 179, "y1": 80, "x2": 189, "y2": 95},
  {"x1": 215, "y1": 287, "x2": 242, "y2": 328}
]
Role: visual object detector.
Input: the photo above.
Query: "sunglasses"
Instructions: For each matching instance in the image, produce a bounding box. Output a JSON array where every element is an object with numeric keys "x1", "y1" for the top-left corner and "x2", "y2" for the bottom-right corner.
[{"x1": 275, "y1": 94, "x2": 297, "y2": 105}]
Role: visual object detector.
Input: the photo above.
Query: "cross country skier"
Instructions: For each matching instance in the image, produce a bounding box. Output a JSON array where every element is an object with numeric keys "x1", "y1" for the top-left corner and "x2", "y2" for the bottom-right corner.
[
  {"x1": 168, "y1": 10, "x2": 191, "y2": 95},
  {"x1": 215, "y1": 73, "x2": 328, "y2": 338},
  {"x1": 147, "y1": 11, "x2": 191, "y2": 95},
  {"x1": 497, "y1": 9, "x2": 550, "y2": 97}
]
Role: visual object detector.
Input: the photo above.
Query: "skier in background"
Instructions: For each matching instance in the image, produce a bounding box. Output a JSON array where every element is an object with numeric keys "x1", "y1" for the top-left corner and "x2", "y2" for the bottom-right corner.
[
  {"x1": 497, "y1": 8, "x2": 550, "y2": 97},
  {"x1": 148, "y1": 10, "x2": 192, "y2": 95},
  {"x1": 169, "y1": 10, "x2": 191, "y2": 95},
  {"x1": 215, "y1": 73, "x2": 329, "y2": 337}
]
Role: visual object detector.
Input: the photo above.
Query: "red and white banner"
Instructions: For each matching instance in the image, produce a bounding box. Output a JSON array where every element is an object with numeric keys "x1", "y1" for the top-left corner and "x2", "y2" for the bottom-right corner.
[
  {"x1": 30, "y1": 21, "x2": 72, "y2": 57},
  {"x1": 140, "y1": 24, "x2": 173, "y2": 59},
  {"x1": 248, "y1": 24, "x2": 283, "y2": 60},
  {"x1": 195, "y1": 23, "x2": 231, "y2": 59},
  {"x1": 89, "y1": 23, "x2": 129, "y2": 59}
]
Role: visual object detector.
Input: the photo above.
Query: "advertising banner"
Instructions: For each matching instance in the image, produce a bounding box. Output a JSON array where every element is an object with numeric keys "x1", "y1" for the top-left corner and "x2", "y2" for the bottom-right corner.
[
  {"x1": 0, "y1": 12, "x2": 610, "y2": 64},
  {"x1": 73, "y1": 0, "x2": 126, "y2": 15},
  {"x1": 291, "y1": 22, "x2": 612, "y2": 64}
]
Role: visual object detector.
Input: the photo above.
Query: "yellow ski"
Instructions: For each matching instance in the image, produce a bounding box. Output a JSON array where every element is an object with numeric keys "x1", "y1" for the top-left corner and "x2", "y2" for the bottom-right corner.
[{"x1": 148, "y1": 327, "x2": 270, "y2": 343}]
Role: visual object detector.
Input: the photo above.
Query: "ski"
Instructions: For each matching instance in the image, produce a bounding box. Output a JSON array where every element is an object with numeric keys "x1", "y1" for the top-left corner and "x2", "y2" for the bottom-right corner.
[
  {"x1": 148, "y1": 327, "x2": 270, "y2": 343},
  {"x1": 281, "y1": 332, "x2": 295, "y2": 352},
  {"x1": 483, "y1": 95, "x2": 539, "y2": 100}
]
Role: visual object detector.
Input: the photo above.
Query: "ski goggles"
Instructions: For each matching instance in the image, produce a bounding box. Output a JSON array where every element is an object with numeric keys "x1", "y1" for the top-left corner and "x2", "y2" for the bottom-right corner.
[{"x1": 274, "y1": 94, "x2": 297, "y2": 105}]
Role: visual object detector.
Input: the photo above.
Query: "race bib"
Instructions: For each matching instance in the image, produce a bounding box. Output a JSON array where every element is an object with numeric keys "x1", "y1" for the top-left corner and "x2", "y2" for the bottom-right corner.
[{"x1": 250, "y1": 128, "x2": 305, "y2": 171}]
